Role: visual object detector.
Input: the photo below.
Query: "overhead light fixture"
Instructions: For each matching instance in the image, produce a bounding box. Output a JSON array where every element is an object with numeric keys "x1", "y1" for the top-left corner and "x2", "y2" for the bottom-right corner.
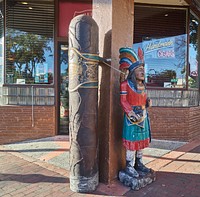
[
  {"x1": 192, "y1": 19, "x2": 198, "y2": 25},
  {"x1": 165, "y1": 14, "x2": 168, "y2": 17},
  {"x1": 61, "y1": 45, "x2": 68, "y2": 51},
  {"x1": 21, "y1": 2, "x2": 28, "y2": 5},
  {"x1": 28, "y1": 7, "x2": 33, "y2": 10}
]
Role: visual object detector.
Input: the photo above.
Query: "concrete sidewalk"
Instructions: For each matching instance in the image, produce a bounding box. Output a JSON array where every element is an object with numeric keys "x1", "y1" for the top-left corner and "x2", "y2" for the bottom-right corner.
[{"x1": 0, "y1": 136, "x2": 200, "y2": 197}]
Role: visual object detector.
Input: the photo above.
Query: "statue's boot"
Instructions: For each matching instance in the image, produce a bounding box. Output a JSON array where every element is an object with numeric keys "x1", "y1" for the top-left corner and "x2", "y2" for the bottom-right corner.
[
  {"x1": 125, "y1": 160, "x2": 139, "y2": 178},
  {"x1": 134, "y1": 158, "x2": 151, "y2": 174},
  {"x1": 134, "y1": 150, "x2": 151, "y2": 176},
  {"x1": 125, "y1": 149, "x2": 139, "y2": 178}
]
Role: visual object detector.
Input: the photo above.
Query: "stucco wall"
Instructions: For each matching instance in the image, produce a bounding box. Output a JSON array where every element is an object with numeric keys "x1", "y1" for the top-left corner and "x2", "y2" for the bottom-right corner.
[{"x1": 93, "y1": 0, "x2": 134, "y2": 183}]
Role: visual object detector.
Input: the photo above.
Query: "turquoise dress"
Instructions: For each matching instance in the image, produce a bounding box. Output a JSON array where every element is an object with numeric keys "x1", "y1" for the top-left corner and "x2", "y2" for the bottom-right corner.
[{"x1": 120, "y1": 80, "x2": 151, "y2": 151}]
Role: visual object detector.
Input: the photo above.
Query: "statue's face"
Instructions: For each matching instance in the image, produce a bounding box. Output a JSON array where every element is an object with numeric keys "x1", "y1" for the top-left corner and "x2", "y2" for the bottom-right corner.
[{"x1": 134, "y1": 65, "x2": 145, "y2": 81}]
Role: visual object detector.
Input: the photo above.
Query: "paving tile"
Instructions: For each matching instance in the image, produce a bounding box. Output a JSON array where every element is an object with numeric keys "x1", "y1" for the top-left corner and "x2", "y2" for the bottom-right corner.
[
  {"x1": 178, "y1": 152, "x2": 198, "y2": 161},
  {"x1": 96, "y1": 181, "x2": 130, "y2": 196},
  {"x1": 1, "y1": 137, "x2": 200, "y2": 197},
  {"x1": 175, "y1": 161, "x2": 200, "y2": 174},
  {"x1": 161, "y1": 160, "x2": 186, "y2": 172},
  {"x1": 176, "y1": 140, "x2": 200, "y2": 152},
  {"x1": 146, "y1": 158, "x2": 172, "y2": 171}
]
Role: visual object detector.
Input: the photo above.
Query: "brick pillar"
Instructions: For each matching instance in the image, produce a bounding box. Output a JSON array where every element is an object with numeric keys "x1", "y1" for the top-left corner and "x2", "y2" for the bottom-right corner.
[{"x1": 92, "y1": 0, "x2": 134, "y2": 183}]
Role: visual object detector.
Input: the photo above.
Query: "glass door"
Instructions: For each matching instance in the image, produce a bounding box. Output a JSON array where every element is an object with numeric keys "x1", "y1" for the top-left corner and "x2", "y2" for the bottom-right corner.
[{"x1": 58, "y1": 43, "x2": 69, "y2": 134}]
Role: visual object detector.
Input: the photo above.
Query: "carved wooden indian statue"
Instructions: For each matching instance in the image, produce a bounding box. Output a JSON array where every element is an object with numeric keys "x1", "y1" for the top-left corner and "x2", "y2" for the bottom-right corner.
[{"x1": 118, "y1": 47, "x2": 156, "y2": 190}]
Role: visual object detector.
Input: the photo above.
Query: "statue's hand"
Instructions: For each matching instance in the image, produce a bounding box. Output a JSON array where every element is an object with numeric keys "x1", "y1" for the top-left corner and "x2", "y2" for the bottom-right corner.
[
  {"x1": 128, "y1": 111, "x2": 141, "y2": 122},
  {"x1": 146, "y1": 97, "x2": 152, "y2": 108}
]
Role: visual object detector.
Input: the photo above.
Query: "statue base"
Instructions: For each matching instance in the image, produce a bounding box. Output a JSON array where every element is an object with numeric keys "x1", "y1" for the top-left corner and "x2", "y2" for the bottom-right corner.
[{"x1": 118, "y1": 169, "x2": 156, "y2": 190}]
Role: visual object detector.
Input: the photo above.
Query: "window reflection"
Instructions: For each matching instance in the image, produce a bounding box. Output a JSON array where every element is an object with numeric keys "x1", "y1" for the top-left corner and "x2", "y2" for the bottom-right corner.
[
  {"x1": 0, "y1": 1, "x2": 3, "y2": 84},
  {"x1": 134, "y1": 34, "x2": 187, "y2": 88},
  {"x1": 5, "y1": 0, "x2": 54, "y2": 84},
  {"x1": 59, "y1": 44, "x2": 69, "y2": 134},
  {"x1": 189, "y1": 13, "x2": 199, "y2": 89},
  {"x1": 134, "y1": 5, "x2": 187, "y2": 89}
]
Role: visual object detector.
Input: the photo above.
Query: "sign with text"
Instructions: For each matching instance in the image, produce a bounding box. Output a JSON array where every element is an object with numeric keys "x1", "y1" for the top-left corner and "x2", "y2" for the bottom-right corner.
[
  {"x1": 133, "y1": 34, "x2": 187, "y2": 88},
  {"x1": 143, "y1": 37, "x2": 175, "y2": 59}
]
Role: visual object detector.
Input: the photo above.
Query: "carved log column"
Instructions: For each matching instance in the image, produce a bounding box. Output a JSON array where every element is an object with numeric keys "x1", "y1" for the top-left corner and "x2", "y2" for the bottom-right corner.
[{"x1": 68, "y1": 15, "x2": 99, "y2": 192}]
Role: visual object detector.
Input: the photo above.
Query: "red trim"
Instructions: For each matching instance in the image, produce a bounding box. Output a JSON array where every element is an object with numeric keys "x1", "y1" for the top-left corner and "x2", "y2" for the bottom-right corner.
[
  {"x1": 58, "y1": 1, "x2": 92, "y2": 37},
  {"x1": 123, "y1": 138, "x2": 150, "y2": 150},
  {"x1": 119, "y1": 62, "x2": 130, "y2": 69}
]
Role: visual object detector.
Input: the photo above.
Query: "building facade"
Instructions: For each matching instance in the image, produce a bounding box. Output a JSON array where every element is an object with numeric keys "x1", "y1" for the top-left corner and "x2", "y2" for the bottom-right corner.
[
  {"x1": 0, "y1": 0, "x2": 92, "y2": 144},
  {"x1": 0, "y1": 0, "x2": 200, "y2": 182}
]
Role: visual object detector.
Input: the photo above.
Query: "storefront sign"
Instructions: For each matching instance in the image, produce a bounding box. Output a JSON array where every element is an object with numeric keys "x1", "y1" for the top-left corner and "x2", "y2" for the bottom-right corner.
[
  {"x1": 143, "y1": 37, "x2": 175, "y2": 59},
  {"x1": 133, "y1": 34, "x2": 187, "y2": 88},
  {"x1": 157, "y1": 49, "x2": 175, "y2": 58},
  {"x1": 73, "y1": 9, "x2": 92, "y2": 17}
]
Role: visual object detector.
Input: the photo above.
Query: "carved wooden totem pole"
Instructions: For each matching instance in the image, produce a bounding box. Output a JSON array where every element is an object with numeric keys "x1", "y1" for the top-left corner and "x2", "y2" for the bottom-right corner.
[{"x1": 68, "y1": 15, "x2": 99, "y2": 192}]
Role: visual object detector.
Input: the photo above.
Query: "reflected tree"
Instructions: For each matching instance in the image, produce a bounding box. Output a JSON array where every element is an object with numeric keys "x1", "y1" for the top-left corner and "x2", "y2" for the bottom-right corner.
[
  {"x1": 6, "y1": 29, "x2": 52, "y2": 83},
  {"x1": 173, "y1": 35, "x2": 187, "y2": 71},
  {"x1": 190, "y1": 14, "x2": 198, "y2": 51},
  {"x1": 188, "y1": 14, "x2": 199, "y2": 88}
]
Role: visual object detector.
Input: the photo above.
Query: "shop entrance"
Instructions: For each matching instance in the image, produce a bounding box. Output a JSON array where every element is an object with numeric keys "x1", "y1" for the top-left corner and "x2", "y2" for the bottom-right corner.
[
  {"x1": 56, "y1": 0, "x2": 92, "y2": 135},
  {"x1": 58, "y1": 42, "x2": 69, "y2": 135}
]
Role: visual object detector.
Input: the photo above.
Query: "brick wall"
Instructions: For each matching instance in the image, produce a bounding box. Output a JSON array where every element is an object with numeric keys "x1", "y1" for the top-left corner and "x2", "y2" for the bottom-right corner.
[
  {"x1": 0, "y1": 106, "x2": 56, "y2": 144},
  {"x1": 189, "y1": 106, "x2": 200, "y2": 141},
  {"x1": 149, "y1": 106, "x2": 200, "y2": 142},
  {"x1": 1, "y1": 105, "x2": 199, "y2": 144}
]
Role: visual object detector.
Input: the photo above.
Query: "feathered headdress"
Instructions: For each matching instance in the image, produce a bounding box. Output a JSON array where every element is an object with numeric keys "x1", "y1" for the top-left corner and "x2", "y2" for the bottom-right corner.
[{"x1": 119, "y1": 47, "x2": 144, "y2": 72}]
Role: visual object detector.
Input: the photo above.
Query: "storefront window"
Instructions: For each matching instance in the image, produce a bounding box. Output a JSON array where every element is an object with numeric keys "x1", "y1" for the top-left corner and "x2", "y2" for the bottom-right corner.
[
  {"x1": 0, "y1": 0, "x2": 4, "y2": 84},
  {"x1": 134, "y1": 5, "x2": 187, "y2": 88},
  {"x1": 134, "y1": 34, "x2": 187, "y2": 88},
  {"x1": 188, "y1": 13, "x2": 199, "y2": 89},
  {"x1": 5, "y1": 0, "x2": 54, "y2": 84}
]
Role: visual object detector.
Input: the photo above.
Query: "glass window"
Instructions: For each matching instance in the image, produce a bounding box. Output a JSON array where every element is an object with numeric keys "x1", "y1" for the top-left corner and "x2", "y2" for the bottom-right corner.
[
  {"x1": 5, "y1": 0, "x2": 54, "y2": 84},
  {"x1": 59, "y1": 43, "x2": 69, "y2": 134},
  {"x1": 188, "y1": 13, "x2": 199, "y2": 89},
  {"x1": 0, "y1": 0, "x2": 4, "y2": 84},
  {"x1": 134, "y1": 5, "x2": 187, "y2": 88}
]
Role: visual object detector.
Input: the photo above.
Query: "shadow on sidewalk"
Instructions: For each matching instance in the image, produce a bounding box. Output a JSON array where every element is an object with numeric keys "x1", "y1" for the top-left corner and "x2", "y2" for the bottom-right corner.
[
  {"x1": 125, "y1": 171, "x2": 200, "y2": 197},
  {"x1": 0, "y1": 173, "x2": 69, "y2": 184},
  {"x1": 0, "y1": 148, "x2": 69, "y2": 153}
]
